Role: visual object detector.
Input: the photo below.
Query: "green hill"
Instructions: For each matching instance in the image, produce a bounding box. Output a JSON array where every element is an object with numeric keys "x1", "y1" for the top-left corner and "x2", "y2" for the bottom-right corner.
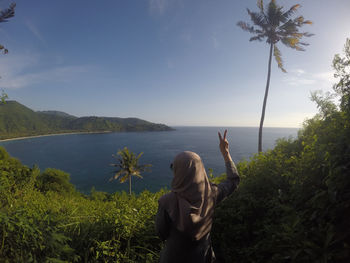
[
  {"x1": 0, "y1": 101, "x2": 173, "y2": 139},
  {"x1": 38, "y1": 110, "x2": 77, "y2": 119}
]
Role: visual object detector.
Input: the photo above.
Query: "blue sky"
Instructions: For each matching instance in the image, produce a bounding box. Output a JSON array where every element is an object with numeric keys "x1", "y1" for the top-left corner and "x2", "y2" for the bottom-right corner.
[{"x1": 0, "y1": 0, "x2": 349, "y2": 127}]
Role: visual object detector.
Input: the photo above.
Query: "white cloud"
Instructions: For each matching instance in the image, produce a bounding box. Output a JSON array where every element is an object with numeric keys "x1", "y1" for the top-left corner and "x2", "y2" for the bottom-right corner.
[
  {"x1": 24, "y1": 20, "x2": 47, "y2": 47},
  {"x1": 212, "y1": 36, "x2": 219, "y2": 50},
  {"x1": 283, "y1": 69, "x2": 336, "y2": 89},
  {"x1": 149, "y1": 0, "x2": 167, "y2": 15},
  {"x1": 0, "y1": 53, "x2": 93, "y2": 89},
  {"x1": 149, "y1": 0, "x2": 183, "y2": 15},
  {"x1": 283, "y1": 76, "x2": 316, "y2": 86},
  {"x1": 290, "y1": 69, "x2": 305, "y2": 76},
  {"x1": 264, "y1": 111, "x2": 316, "y2": 128},
  {"x1": 0, "y1": 53, "x2": 38, "y2": 72},
  {"x1": 312, "y1": 71, "x2": 335, "y2": 83},
  {"x1": 0, "y1": 65, "x2": 91, "y2": 90}
]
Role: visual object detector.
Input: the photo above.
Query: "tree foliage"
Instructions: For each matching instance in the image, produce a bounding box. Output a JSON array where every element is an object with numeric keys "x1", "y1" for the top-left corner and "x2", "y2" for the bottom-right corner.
[
  {"x1": 0, "y1": 89, "x2": 8, "y2": 104},
  {"x1": 237, "y1": 0, "x2": 313, "y2": 72},
  {"x1": 0, "y1": 147, "x2": 165, "y2": 262},
  {"x1": 333, "y1": 38, "x2": 350, "y2": 114},
  {"x1": 36, "y1": 168, "x2": 76, "y2": 194},
  {"x1": 0, "y1": 2, "x2": 16, "y2": 55}
]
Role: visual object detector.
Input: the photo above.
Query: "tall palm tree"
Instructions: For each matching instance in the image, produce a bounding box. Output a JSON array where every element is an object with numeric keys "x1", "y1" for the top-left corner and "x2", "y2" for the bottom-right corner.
[
  {"x1": 237, "y1": 0, "x2": 313, "y2": 152},
  {"x1": 110, "y1": 147, "x2": 151, "y2": 195}
]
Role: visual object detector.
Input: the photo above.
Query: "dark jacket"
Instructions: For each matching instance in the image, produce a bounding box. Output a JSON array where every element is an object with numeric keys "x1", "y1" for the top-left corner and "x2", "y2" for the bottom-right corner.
[{"x1": 156, "y1": 161, "x2": 240, "y2": 263}]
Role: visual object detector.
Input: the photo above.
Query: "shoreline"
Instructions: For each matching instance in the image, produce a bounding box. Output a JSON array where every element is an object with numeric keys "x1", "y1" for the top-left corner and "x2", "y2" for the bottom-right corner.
[
  {"x1": 0, "y1": 128, "x2": 174, "y2": 142},
  {"x1": 0, "y1": 131, "x2": 113, "y2": 142}
]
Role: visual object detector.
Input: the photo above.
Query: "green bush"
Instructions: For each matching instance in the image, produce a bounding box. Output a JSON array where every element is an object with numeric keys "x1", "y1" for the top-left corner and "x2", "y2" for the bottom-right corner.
[
  {"x1": 0, "y1": 147, "x2": 166, "y2": 262},
  {"x1": 212, "y1": 96, "x2": 350, "y2": 262},
  {"x1": 36, "y1": 168, "x2": 75, "y2": 194}
]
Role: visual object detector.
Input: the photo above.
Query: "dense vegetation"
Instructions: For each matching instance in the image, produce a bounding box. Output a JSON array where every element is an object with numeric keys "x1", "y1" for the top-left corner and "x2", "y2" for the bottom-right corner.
[
  {"x1": 1, "y1": 86, "x2": 348, "y2": 262},
  {"x1": 1, "y1": 42, "x2": 349, "y2": 262},
  {"x1": 0, "y1": 101, "x2": 173, "y2": 140},
  {"x1": 212, "y1": 39, "x2": 350, "y2": 262},
  {"x1": 0, "y1": 150, "x2": 166, "y2": 262}
]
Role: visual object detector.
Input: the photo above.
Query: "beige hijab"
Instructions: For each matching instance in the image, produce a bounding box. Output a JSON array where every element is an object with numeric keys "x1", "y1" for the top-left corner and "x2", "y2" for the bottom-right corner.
[{"x1": 159, "y1": 151, "x2": 217, "y2": 240}]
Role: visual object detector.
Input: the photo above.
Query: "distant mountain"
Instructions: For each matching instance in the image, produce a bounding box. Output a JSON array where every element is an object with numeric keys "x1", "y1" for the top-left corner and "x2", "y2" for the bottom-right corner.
[
  {"x1": 37, "y1": 110, "x2": 77, "y2": 119},
  {"x1": 0, "y1": 101, "x2": 173, "y2": 140}
]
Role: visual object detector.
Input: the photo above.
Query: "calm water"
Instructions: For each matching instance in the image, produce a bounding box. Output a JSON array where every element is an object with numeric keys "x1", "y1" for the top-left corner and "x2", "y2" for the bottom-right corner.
[{"x1": 0, "y1": 127, "x2": 298, "y2": 194}]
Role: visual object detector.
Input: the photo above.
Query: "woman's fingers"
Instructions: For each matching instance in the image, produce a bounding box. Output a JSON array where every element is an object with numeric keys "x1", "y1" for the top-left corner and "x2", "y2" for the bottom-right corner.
[{"x1": 218, "y1": 130, "x2": 228, "y2": 143}]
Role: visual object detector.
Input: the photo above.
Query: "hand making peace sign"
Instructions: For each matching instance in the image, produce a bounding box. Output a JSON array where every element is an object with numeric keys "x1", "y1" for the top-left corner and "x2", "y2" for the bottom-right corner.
[{"x1": 218, "y1": 129, "x2": 232, "y2": 162}]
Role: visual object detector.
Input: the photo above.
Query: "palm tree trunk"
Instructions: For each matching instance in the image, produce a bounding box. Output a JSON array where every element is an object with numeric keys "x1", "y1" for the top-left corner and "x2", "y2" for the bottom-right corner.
[
  {"x1": 258, "y1": 43, "x2": 273, "y2": 153},
  {"x1": 129, "y1": 175, "x2": 132, "y2": 195}
]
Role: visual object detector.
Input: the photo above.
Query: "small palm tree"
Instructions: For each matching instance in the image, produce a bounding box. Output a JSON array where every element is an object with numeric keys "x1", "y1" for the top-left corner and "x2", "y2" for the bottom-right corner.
[
  {"x1": 110, "y1": 147, "x2": 151, "y2": 195},
  {"x1": 237, "y1": 0, "x2": 313, "y2": 152}
]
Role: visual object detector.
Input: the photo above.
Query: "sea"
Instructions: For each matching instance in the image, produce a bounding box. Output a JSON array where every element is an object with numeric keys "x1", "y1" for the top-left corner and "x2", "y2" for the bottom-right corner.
[{"x1": 0, "y1": 127, "x2": 298, "y2": 194}]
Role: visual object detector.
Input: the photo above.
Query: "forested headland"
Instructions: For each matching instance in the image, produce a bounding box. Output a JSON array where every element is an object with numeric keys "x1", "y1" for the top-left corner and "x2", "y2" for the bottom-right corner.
[{"x1": 0, "y1": 101, "x2": 173, "y2": 140}]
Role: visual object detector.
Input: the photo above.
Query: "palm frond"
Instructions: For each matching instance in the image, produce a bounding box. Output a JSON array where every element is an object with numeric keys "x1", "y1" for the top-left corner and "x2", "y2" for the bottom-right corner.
[
  {"x1": 136, "y1": 152, "x2": 143, "y2": 160},
  {"x1": 247, "y1": 9, "x2": 267, "y2": 29},
  {"x1": 132, "y1": 172, "x2": 143, "y2": 179},
  {"x1": 110, "y1": 163, "x2": 123, "y2": 168},
  {"x1": 110, "y1": 170, "x2": 124, "y2": 182},
  {"x1": 279, "y1": 19, "x2": 298, "y2": 33},
  {"x1": 299, "y1": 41, "x2": 309, "y2": 46},
  {"x1": 273, "y1": 44, "x2": 286, "y2": 72},
  {"x1": 303, "y1": 32, "x2": 314, "y2": 37},
  {"x1": 0, "y1": 3, "x2": 16, "y2": 23},
  {"x1": 257, "y1": 0, "x2": 264, "y2": 12},
  {"x1": 119, "y1": 174, "x2": 130, "y2": 183},
  {"x1": 250, "y1": 34, "x2": 266, "y2": 42},
  {"x1": 281, "y1": 37, "x2": 305, "y2": 51},
  {"x1": 294, "y1": 15, "x2": 311, "y2": 26},
  {"x1": 0, "y1": 3, "x2": 15, "y2": 55},
  {"x1": 290, "y1": 32, "x2": 303, "y2": 38},
  {"x1": 0, "y1": 45, "x2": 8, "y2": 54},
  {"x1": 282, "y1": 4, "x2": 300, "y2": 19},
  {"x1": 267, "y1": 0, "x2": 279, "y2": 25},
  {"x1": 237, "y1": 21, "x2": 259, "y2": 34}
]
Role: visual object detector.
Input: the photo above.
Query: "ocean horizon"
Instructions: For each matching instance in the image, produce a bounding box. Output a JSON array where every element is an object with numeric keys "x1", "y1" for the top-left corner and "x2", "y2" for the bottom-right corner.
[{"x1": 0, "y1": 126, "x2": 299, "y2": 194}]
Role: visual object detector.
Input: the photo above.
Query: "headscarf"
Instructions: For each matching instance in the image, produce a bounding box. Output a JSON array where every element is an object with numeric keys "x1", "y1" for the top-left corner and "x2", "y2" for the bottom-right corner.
[{"x1": 158, "y1": 151, "x2": 216, "y2": 240}]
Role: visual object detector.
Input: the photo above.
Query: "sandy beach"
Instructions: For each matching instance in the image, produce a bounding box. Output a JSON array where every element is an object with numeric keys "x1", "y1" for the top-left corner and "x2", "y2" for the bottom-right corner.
[{"x1": 0, "y1": 131, "x2": 113, "y2": 142}]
